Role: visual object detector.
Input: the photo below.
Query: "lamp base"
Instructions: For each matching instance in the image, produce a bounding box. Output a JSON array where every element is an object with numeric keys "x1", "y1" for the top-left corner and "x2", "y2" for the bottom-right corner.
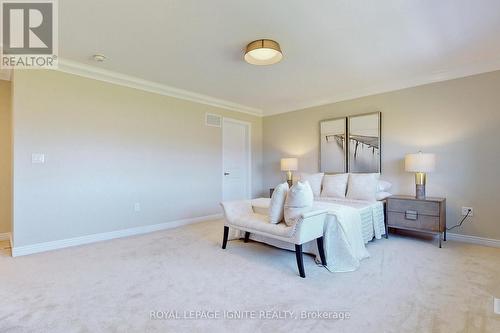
[
  {"x1": 415, "y1": 184, "x2": 426, "y2": 200},
  {"x1": 286, "y1": 170, "x2": 293, "y2": 188}
]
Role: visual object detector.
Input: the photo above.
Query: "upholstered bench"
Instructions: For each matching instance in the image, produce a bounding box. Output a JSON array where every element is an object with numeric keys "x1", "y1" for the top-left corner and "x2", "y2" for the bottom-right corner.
[{"x1": 220, "y1": 200, "x2": 328, "y2": 278}]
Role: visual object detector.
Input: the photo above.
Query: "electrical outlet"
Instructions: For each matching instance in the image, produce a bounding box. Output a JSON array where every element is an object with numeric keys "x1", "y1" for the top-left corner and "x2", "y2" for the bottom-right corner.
[
  {"x1": 462, "y1": 207, "x2": 474, "y2": 217},
  {"x1": 494, "y1": 297, "x2": 500, "y2": 314},
  {"x1": 134, "y1": 203, "x2": 141, "y2": 212}
]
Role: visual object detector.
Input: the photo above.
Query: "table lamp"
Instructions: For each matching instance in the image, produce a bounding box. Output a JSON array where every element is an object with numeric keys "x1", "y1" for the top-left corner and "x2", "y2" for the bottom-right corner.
[
  {"x1": 405, "y1": 152, "x2": 436, "y2": 199},
  {"x1": 280, "y1": 158, "x2": 298, "y2": 187}
]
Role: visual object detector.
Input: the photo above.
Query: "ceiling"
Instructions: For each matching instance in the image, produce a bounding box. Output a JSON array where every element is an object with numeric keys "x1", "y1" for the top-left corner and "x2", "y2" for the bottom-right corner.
[{"x1": 59, "y1": 0, "x2": 500, "y2": 116}]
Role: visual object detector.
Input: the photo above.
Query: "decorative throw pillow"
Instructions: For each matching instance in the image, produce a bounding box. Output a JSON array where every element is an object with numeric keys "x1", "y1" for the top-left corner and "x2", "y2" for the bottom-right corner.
[
  {"x1": 376, "y1": 191, "x2": 392, "y2": 201},
  {"x1": 346, "y1": 173, "x2": 380, "y2": 201},
  {"x1": 297, "y1": 173, "x2": 324, "y2": 197},
  {"x1": 378, "y1": 180, "x2": 392, "y2": 192},
  {"x1": 321, "y1": 173, "x2": 349, "y2": 198},
  {"x1": 268, "y1": 182, "x2": 289, "y2": 224},
  {"x1": 284, "y1": 181, "x2": 314, "y2": 226}
]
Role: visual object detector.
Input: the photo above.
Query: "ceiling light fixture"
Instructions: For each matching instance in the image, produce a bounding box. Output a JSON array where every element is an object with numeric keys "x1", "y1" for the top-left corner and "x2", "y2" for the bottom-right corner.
[{"x1": 244, "y1": 39, "x2": 282, "y2": 65}]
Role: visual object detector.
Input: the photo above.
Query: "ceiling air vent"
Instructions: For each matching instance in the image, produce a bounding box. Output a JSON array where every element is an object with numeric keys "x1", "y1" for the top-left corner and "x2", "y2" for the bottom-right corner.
[{"x1": 206, "y1": 113, "x2": 222, "y2": 127}]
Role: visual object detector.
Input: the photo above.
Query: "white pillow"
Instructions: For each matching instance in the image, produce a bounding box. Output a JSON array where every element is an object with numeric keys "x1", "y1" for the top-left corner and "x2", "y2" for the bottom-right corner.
[
  {"x1": 268, "y1": 182, "x2": 289, "y2": 224},
  {"x1": 321, "y1": 174, "x2": 349, "y2": 198},
  {"x1": 298, "y1": 173, "x2": 324, "y2": 197},
  {"x1": 346, "y1": 173, "x2": 380, "y2": 201},
  {"x1": 376, "y1": 192, "x2": 392, "y2": 201},
  {"x1": 284, "y1": 181, "x2": 314, "y2": 226},
  {"x1": 378, "y1": 180, "x2": 392, "y2": 192}
]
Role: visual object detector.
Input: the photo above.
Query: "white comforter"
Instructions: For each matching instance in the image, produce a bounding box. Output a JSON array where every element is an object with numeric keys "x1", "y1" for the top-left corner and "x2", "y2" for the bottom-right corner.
[{"x1": 248, "y1": 198, "x2": 384, "y2": 272}]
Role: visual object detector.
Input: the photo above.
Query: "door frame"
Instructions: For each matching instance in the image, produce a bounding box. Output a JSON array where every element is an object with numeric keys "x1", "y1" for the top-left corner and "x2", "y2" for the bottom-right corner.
[{"x1": 222, "y1": 117, "x2": 252, "y2": 201}]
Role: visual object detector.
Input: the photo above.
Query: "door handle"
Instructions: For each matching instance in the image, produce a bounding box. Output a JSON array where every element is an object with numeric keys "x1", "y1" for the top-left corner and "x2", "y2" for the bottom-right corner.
[{"x1": 224, "y1": 172, "x2": 230, "y2": 176}]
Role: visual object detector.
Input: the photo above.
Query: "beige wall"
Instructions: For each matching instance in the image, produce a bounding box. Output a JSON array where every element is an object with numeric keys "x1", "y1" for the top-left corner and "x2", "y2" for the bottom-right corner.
[
  {"x1": 12, "y1": 70, "x2": 263, "y2": 247},
  {"x1": 263, "y1": 70, "x2": 500, "y2": 240},
  {"x1": 0, "y1": 80, "x2": 12, "y2": 234},
  {"x1": 10, "y1": 68, "x2": 500, "y2": 246}
]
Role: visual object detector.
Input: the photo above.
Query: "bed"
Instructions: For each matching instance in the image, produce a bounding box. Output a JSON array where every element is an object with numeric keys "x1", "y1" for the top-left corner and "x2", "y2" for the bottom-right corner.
[{"x1": 314, "y1": 197, "x2": 386, "y2": 243}]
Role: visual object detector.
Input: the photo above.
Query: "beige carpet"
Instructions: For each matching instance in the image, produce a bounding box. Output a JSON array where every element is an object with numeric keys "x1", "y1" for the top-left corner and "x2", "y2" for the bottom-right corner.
[{"x1": 1, "y1": 220, "x2": 499, "y2": 333}]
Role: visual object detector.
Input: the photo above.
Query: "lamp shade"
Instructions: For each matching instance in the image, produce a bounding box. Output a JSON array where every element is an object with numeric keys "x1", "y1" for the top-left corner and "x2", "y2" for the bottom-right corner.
[
  {"x1": 280, "y1": 158, "x2": 298, "y2": 171},
  {"x1": 405, "y1": 152, "x2": 436, "y2": 172}
]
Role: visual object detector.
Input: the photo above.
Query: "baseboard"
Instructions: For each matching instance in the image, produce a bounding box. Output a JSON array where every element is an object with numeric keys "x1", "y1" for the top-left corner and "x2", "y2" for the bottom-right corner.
[
  {"x1": 12, "y1": 214, "x2": 223, "y2": 257},
  {"x1": 0, "y1": 232, "x2": 11, "y2": 241},
  {"x1": 446, "y1": 233, "x2": 500, "y2": 248}
]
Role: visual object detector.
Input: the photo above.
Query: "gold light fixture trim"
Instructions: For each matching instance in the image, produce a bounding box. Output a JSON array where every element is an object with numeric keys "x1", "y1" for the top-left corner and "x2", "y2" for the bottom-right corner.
[{"x1": 244, "y1": 39, "x2": 283, "y2": 65}]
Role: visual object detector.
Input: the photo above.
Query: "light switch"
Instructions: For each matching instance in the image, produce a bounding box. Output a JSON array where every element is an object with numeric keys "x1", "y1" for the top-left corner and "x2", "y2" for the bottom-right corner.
[{"x1": 31, "y1": 153, "x2": 45, "y2": 164}]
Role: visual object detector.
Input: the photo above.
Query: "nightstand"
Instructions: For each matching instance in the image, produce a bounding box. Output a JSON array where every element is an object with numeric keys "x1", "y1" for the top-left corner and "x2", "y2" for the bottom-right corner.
[{"x1": 386, "y1": 195, "x2": 446, "y2": 248}]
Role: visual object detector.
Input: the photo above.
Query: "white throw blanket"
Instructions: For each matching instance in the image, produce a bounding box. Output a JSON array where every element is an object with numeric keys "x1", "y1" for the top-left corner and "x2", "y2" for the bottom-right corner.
[{"x1": 312, "y1": 201, "x2": 370, "y2": 272}]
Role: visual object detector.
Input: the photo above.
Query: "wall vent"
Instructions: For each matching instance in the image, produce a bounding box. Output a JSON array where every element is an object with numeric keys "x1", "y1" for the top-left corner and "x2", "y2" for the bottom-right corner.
[{"x1": 206, "y1": 113, "x2": 222, "y2": 127}]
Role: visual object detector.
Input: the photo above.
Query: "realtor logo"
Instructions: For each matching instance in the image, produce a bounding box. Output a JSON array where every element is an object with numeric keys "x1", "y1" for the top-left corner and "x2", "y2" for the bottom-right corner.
[{"x1": 1, "y1": 0, "x2": 58, "y2": 68}]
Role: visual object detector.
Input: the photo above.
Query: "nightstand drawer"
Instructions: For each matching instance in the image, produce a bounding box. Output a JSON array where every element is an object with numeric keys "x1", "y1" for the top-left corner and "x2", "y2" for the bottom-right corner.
[
  {"x1": 387, "y1": 199, "x2": 440, "y2": 217},
  {"x1": 387, "y1": 212, "x2": 440, "y2": 232}
]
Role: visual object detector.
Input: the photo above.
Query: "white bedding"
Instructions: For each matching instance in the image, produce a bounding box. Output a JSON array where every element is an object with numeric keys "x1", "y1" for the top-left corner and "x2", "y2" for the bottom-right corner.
[
  {"x1": 314, "y1": 197, "x2": 386, "y2": 243},
  {"x1": 245, "y1": 197, "x2": 386, "y2": 272}
]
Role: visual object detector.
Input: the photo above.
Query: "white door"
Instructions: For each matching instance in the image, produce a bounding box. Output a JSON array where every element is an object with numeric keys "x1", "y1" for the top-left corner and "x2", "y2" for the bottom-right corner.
[{"x1": 223, "y1": 118, "x2": 251, "y2": 201}]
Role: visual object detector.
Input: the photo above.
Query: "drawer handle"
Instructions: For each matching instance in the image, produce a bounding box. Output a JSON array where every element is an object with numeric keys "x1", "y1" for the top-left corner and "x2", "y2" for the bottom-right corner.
[{"x1": 405, "y1": 210, "x2": 418, "y2": 220}]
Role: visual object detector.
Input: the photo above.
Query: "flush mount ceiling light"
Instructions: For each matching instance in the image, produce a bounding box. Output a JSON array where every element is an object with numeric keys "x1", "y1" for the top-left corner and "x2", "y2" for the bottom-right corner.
[{"x1": 244, "y1": 39, "x2": 283, "y2": 65}]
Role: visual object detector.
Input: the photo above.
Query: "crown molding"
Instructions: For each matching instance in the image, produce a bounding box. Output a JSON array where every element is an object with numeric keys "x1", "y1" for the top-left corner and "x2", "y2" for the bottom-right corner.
[
  {"x1": 43, "y1": 56, "x2": 500, "y2": 117},
  {"x1": 56, "y1": 59, "x2": 263, "y2": 117},
  {"x1": 264, "y1": 57, "x2": 500, "y2": 116}
]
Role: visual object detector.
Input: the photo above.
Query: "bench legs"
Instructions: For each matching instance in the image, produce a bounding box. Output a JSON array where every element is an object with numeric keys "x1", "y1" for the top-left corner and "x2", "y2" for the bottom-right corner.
[
  {"x1": 296, "y1": 237, "x2": 326, "y2": 277},
  {"x1": 222, "y1": 228, "x2": 250, "y2": 248},
  {"x1": 295, "y1": 244, "x2": 305, "y2": 278},
  {"x1": 223, "y1": 227, "x2": 323, "y2": 278},
  {"x1": 317, "y1": 237, "x2": 327, "y2": 266},
  {"x1": 222, "y1": 226, "x2": 229, "y2": 249},
  {"x1": 383, "y1": 201, "x2": 389, "y2": 239}
]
